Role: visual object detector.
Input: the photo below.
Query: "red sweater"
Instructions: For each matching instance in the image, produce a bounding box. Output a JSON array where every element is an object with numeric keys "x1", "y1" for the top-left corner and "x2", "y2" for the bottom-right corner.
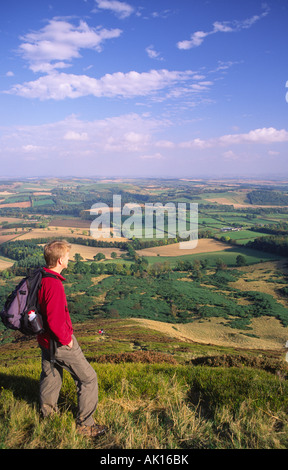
[{"x1": 37, "y1": 267, "x2": 73, "y2": 349}]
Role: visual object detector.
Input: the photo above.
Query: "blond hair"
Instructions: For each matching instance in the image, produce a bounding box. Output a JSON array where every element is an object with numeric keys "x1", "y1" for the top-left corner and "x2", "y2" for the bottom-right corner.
[{"x1": 44, "y1": 240, "x2": 71, "y2": 268}]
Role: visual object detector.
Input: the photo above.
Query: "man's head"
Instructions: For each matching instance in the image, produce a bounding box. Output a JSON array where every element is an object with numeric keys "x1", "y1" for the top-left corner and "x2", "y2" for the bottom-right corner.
[{"x1": 44, "y1": 240, "x2": 71, "y2": 271}]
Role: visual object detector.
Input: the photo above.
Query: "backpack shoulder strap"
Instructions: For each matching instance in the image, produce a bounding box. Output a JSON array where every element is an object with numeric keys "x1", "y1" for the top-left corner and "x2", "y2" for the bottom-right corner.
[{"x1": 40, "y1": 268, "x2": 59, "y2": 280}]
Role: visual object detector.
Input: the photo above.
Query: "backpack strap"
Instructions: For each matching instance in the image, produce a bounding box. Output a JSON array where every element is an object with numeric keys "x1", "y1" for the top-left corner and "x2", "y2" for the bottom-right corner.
[{"x1": 41, "y1": 268, "x2": 59, "y2": 280}]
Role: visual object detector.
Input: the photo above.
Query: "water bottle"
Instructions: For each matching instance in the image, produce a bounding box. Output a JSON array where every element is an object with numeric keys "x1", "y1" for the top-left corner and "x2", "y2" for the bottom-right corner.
[{"x1": 28, "y1": 310, "x2": 44, "y2": 334}]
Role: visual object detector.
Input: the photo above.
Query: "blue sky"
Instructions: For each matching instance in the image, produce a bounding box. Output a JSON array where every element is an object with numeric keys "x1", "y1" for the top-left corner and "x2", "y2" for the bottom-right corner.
[{"x1": 0, "y1": 0, "x2": 287, "y2": 179}]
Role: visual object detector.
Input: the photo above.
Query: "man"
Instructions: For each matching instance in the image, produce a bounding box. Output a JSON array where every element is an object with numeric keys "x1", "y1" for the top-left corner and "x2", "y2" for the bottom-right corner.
[{"x1": 37, "y1": 239, "x2": 107, "y2": 438}]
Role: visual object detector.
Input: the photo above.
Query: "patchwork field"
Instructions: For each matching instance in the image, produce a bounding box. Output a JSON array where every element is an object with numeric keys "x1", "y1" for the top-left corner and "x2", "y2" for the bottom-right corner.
[{"x1": 0, "y1": 177, "x2": 287, "y2": 353}]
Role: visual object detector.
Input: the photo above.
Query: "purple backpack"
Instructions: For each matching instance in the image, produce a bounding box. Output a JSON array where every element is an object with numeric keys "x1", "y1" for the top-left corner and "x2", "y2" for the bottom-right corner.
[{"x1": 0, "y1": 268, "x2": 56, "y2": 336}]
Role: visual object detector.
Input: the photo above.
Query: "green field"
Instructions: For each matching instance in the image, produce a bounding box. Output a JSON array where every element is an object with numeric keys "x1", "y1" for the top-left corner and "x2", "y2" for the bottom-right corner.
[{"x1": 32, "y1": 198, "x2": 55, "y2": 207}]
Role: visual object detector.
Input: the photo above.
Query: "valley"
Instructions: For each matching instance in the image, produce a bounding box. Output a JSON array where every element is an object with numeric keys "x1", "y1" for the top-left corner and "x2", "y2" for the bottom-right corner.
[
  {"x1": 0, "y1": 176, "x2": 288, "y2": 351},
  {"x1": 1, "y1": 177, "x2": 288, "y2": 449}
]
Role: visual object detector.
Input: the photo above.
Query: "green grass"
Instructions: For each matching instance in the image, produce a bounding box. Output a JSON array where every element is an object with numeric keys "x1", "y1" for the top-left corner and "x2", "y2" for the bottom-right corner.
[
  {"x1": 32, "y1": 198, "x2": 55, "y2": 207},
  {"x1": 219, "y1": 230, "x2": 270, "y2": 240},
  {"x1": 0, "y1": 317, "x2": 288, "y2": 450},
  {"x1": 1, "y1": 357, "x2": 288, "y2": 449}
]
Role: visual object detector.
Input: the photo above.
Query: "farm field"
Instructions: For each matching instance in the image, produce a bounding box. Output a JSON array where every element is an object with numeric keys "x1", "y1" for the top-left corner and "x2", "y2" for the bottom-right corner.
[
  {"x1": 68, "y1": 243, "x2": 123, "y2": 261},
  {"x1": 200, "y1": 189, "x2": 250, "y2": 206},
  {"x1": 139, "y1": 245, "x2": 282, "y2": 268},
  {"x1": 136, "y1": 238, "x2": 229, "y2": 257},
  {"x1": 13, "y1": 227, "x2": 127, "y2": 243},
  {"x1": 15, "y1": 227, "x2": 91, "y2": 240},
  {"x1": 0, "y1": 201, "x2": 31, "y2": 209},
  {"x1": 0, "y1": 177, "x2": 287, "y2": 352},
  {"x1": 49, "y1": 217, "x2": 91, "y2": 228}
]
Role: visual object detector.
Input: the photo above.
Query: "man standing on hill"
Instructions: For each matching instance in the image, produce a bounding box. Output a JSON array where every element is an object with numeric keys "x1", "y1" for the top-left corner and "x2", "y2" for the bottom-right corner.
[{"x1": 37, "y1": 239, "x2": 107, "y2": 438}]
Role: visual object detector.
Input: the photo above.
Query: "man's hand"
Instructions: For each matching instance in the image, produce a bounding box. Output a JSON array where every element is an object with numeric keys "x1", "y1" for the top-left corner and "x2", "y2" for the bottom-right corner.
[{"x1": 68, "y1": 338, "x2": 73, "y2": 348}]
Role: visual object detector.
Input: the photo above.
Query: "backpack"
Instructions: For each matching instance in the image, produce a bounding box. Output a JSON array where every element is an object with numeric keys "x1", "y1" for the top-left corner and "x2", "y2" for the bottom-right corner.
[{"x1": 0, "y1": 267, "x2": 57, "y2": 336}]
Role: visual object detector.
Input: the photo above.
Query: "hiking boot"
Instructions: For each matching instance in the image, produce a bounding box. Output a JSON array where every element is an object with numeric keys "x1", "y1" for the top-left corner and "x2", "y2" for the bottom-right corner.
[{"x1": 77, "y1": 423, "x2": 108, "y2": 438}]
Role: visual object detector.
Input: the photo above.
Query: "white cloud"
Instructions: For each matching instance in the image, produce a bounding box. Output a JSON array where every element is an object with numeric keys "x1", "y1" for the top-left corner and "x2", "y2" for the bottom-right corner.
[
  {"x1": 22, "y1": 144, "x2": 43, "y2": 152},
  {"x1": 19, "y1": 19, "x2": 122, "y2": 73},
  {"x1": 124, "y1": 131, "x2": 147, "y2": 143},
  {"x1": 9, "y1": 17, "x2": 214, "y2": 106},
  {"x1": 180, "y1": 128, "x2": 288, "y2": 148},
  {"x1": 0, "y1": 114, "x2": 287, "y2": 177},
  {"x1": 6, "y1": 69, "x2": 196, "y2": 100},
  {"x1": 155, "y1": 140, "x2": 175, "y2": 149},
  {"x1": 145, "y1": 45, "x2": 163, "y2": 61},
  {"x1": 177, "y1": 6, "x2": 269, "y2": 50},
  {"x1": 94, "y1": 0, "x2": 134, "y2": 19},
  {"x1": 180, "y1": 138, "x2": 210, "y2": 149},
  {"x1": 178, "y1": 31, "x2": 209, "y2": 50},
  {"x1": 0, "y1": 113, "x2": 164, "y2": 160},
  {"x1": 218, "y1": 128, "x2": 288, "y2": 145},
  {"x1": 64, "y1": 131, "x2": 88, "y2": 141}
]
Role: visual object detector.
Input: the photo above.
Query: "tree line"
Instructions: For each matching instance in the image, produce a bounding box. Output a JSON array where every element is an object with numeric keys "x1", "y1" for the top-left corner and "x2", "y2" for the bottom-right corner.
[
  {"x1": 247, "y1": 190, "x2": 288, "y2": 206},
  {"x1": 247, "y1": 235, "x2": 288, "y2": 257}
]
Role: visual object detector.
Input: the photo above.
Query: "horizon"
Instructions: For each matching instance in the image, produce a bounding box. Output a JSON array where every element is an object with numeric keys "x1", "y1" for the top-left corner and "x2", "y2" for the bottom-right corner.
[
  {"x1": 1, "y1": 1, "x2": 288, "y2": 178},
  {"x1": 1, "y1": 175, "x2": 288, "y2": 183}
]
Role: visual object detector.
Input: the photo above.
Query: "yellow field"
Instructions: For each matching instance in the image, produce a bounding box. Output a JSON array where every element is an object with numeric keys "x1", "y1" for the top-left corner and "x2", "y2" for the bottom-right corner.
[
  {"x1": 205, "y1": 197, "x2": 288, "y2": 209},
  {"x1": 68, "y1": 243, "x2": 123, "y2": 261},
  {"x1": 136, "y1": 238, "x2": 230, "y2": 257},
  {"x1": 0, "y1": 217, "x2": 26, "y2": 224},
  {"x1": 0, "y1": 201, "x2": 31, "y2": 209},
  {"x1": 16, "y1": 227, "x2": 91, "y2": 240},
  {"x1": 15, "y1": 225, "x2": 128, "y2": 243}
]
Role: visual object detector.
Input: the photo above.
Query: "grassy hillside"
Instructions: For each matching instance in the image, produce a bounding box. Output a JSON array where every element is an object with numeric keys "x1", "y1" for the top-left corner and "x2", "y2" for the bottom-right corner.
[{"x1": 1, "y1": 318, "x2": 288, "y2": 450}]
